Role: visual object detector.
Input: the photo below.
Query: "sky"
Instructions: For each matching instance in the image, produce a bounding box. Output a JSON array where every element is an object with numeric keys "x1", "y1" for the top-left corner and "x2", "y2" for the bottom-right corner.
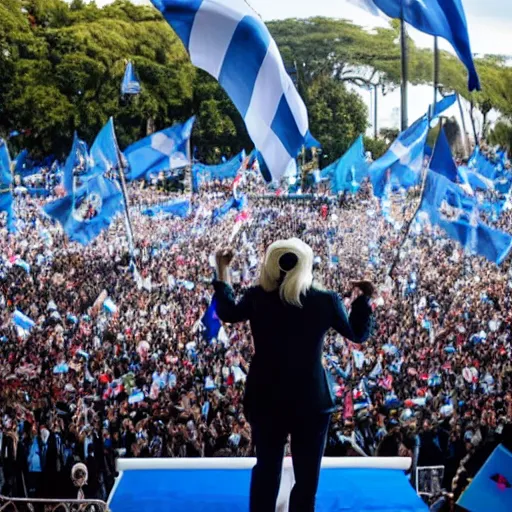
[{"x1": 95, "y1": 0, "x2": 511, "y2": 137}]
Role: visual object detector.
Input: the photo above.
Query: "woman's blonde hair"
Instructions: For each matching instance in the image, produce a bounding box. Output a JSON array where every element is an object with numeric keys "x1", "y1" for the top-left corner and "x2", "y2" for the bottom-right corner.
[{"x1": 259, "y1": 238, "x2": 314, "y2": 307}]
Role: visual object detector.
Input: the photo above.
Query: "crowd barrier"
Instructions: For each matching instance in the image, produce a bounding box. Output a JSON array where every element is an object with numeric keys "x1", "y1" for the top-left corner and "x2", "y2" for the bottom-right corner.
[
  {"x1": 0, "y1": 495, "x2": 108, "y2": 512},
  {"x1": 108, "y1": 457, "x2": 428, "y2": 512}
]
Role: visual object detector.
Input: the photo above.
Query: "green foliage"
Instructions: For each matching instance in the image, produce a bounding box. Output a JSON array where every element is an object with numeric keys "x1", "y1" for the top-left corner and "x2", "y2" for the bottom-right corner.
[
  {"x1": 1, "y1": 0, "x2": 196, "y2": 157},
  {"x1": 364, "y1": 136, "x2": 388, "y2": 161},
  {"x1": 489, "y1": 121, "x2": 512, "y2": 152},
  {"x1": 307, "y1": 74, "x2": 368, "y2": 166}
]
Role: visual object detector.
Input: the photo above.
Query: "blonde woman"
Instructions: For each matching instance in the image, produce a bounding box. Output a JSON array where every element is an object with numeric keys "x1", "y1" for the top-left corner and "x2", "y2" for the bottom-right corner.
[{"x1": 214, "y1": 238, "x2": 374, "y2": 512}]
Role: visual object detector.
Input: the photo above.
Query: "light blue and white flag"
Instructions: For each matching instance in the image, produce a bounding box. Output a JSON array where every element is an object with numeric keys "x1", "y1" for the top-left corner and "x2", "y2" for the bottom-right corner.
[
  {"x1": 419, "y1": 171, "x2": 512, "y2": 265},
  {"x1": 125, "y1": 117, "x2": 195, "y2": 181},
  {"x1": 53, "y1": 362, "x2": 69, "y2": 374},
  {"x1": 14, "y1": 259, "x2": 30, "y2": 274},
  {"x1": 128, "y1": 390, "x2": 145, "y2": 404},
  {"x1": 370, "y1": 115, "x2": 429, "y2": 197},
  {"x1": 352, "y1": 349, "x2": 365, "y2": 370},
  {"x1": 369, "y1": 359, "x2": 383, "y2": 379},
  {"x1": 104, "y1": 298, "x2": 117, "y2": 314},
  {"x1": 150, "y1": 0, "x2": 312, "y2": 183},
  {"x1": 12, "y1": 310, "x2": 35, "y2": 331},
  {"x1": 86, "y1": 118, "x2": 122, "y2": 179},
  {"x1": 320, "y1": 134, "x2": 368, "y2": 193}
]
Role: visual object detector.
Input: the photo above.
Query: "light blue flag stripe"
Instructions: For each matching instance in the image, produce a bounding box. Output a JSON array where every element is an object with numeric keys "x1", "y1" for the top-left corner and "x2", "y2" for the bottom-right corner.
[
  {"x1": 13, "y1": 310, "x2": 35, "y2": 331},
  {"x1": 218, "y1": 15, "x2": 270, "y2": 117},
  {"x1": 150, "y1": 0, "x2": 311, "y2": 183}
]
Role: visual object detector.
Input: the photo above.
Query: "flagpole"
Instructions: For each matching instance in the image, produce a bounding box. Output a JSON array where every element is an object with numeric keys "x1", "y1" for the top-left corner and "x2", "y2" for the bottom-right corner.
[
  {"x1": 456, "y1": 93, "x2": 470, "y2": 158},
  {"x1": 400, "y1": 15, "x2": 409, "y2": 131},
  {"x1": 186, "y1": 136, "x2": 192, "y2": 196},
  {"x1": 115, "y1": 145, "x2": 136, "y2": 259},
  {"x1": 433, "y1": 37, "x2": 439, "y2": 108},
  {"x1": 389, "y1": 119, "x2": 444, "y2": 279},
  {"x1": 373, "y1": 84, "x2": 378, "y2": 139}
]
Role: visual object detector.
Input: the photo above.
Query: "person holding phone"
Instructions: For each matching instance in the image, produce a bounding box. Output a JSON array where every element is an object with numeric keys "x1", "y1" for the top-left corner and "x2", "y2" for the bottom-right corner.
[{"x1": 213, "y1": 238, "x2": 375, "y2": 512}]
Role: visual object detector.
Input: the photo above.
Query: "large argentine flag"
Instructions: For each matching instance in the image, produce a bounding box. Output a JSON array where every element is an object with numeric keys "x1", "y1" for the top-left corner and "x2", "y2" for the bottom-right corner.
[{"x1": 150, "y1": 0, "x2": 310, "y2": 183}]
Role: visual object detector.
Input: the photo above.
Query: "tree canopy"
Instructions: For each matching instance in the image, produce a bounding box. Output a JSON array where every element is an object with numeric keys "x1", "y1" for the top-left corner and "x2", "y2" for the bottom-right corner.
[{"x1": 0, "y1": 1, "x2": 510, "y2": 163}]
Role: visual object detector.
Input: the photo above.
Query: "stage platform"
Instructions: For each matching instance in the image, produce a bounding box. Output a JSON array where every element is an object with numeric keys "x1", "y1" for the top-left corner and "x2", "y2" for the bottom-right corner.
[{"x1": 108, "y1": 457, "x2": 428, "y2": 512}]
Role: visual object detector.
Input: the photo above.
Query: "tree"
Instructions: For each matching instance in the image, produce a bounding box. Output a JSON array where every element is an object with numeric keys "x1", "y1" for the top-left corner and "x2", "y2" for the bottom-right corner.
[
  {"x1": 489, "y1": 121, "x2": 512, "y2": 152},
  {"x1": 307, "y1": 74, "x2": 368, "y2": 167},
  {"x1": 364, "y1": 136, "x2": 389, "y2": 161}
]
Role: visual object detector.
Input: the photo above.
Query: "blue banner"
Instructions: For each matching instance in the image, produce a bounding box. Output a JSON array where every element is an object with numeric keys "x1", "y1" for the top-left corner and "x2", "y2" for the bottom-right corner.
[
  {"x1": 192, "y1": 152, "x2": 245, "y2": 192},
  {"x1": 142, "y1": 199, "x2": 190, "y2": 218},
  {"x1": 321, "y1": 135, "x2": 368, "y2": 194}
]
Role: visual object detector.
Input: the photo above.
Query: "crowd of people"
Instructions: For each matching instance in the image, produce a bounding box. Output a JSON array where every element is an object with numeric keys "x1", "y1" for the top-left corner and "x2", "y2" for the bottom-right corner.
[{"x1": 0, "y1": 161, "x2": 510, "y2": 510}]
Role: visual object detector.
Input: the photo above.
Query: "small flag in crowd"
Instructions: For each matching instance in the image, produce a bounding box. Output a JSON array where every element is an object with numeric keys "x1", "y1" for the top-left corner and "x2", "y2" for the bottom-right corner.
[
  {"x1": 205, "y1": 376, "x2": 216, "y2": 391},
  {"x1": 150, "y1": 0, "x2": 313, "y2": 183},
  {"x1": 192, "y1": 151, "x2": 245, "y2": 192},
  {"x1": 370, "y1": 115, "x2": 429, "y2": 197},
  {"x1": 202, "y1": 299, "x2": 221, "y2": 342},
  {"x1": 14, "y1": 258, "x2": 30, "y2": 274},
  {"x1": 352, "y1": 349, "x2": 365, "y2": 370},
  {"x1": 103, "y1": 298, "x2": 117, "y2": 314},
  {"x1": 128, "y1": 390, "x2": 145, "y2": 404},
  {"x1": 53, "y1": 362, "x2": 69, "y2": 374},
  {"x1": 321, "y1": 135, "x2": 368, "y2": 193},
  {"x1": 369, "y1": 359, "x2": 383, "y2": 379},
  {"x1": 12, "y1": 310, "x2": 35, "y2": 331}
]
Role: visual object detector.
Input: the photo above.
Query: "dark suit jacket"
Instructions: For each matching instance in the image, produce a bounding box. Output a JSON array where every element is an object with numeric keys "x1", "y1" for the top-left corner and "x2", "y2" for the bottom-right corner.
[{"x1": 213, "y1": 282, "x2": 373, "y2": 417}]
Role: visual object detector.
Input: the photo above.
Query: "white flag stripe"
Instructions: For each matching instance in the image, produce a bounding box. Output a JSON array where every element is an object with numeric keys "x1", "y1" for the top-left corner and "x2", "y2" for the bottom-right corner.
[
  {"x1": 283, "y1": 74, "x2": 308, "y2": 136},
  {"x1": 245, "y1": 41, "x2": 288, "y2": 135},
  {"x1": 189, "y1": 0, "x2": 249, "y2": 79}
]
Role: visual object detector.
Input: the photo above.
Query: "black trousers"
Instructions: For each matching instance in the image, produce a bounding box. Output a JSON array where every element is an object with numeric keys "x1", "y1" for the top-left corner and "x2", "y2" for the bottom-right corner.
[{"x1": 249, "y1": 411, "x2": 331, "y2": 512}]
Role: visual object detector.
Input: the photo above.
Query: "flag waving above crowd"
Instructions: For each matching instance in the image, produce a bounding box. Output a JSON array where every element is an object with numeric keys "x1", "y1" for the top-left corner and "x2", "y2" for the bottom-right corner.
[
  {"x1": 350, "y1": 0, "x2": 480, "y2": 91},
  {"x1": 150, "y1": 0, "x2": 313, "y2": 183},
  {"x1": 124, "y1": 117, "x2": 195, "y2": 181}
]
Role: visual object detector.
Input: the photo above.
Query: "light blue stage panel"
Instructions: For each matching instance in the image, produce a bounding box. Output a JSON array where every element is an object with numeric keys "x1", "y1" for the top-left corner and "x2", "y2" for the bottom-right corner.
[{"x1": 109, "y1": 466, "x2": 427, "y2": 512}]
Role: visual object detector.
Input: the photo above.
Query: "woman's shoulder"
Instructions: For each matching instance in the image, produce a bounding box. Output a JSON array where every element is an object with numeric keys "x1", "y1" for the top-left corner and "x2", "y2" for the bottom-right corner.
[{"x1": 307, "y1": 287, "x2": 337, "y2": 303}]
